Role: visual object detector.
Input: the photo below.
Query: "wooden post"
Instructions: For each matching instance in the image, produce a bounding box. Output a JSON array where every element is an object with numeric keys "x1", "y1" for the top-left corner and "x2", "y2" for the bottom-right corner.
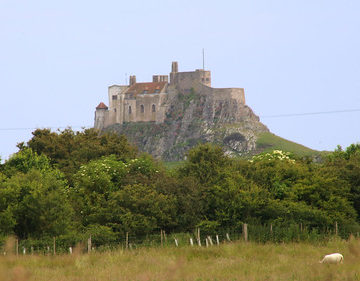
[
  {"x1": 216, "y1": 235, "x2": 220, "y2": 246},
  {"x1": 160, "y1": 230, "x2": 163, "y2": 247},
  {"x1": 197, "y1": 228, "x2": 201, "y2": 246},
  {"x1": 190, "y1": 238, "x2": 194, "y2": 246},
  {"x1": 87, "y1": 235, "x2": 91, "y2": 253},
  {"x1": 126, "y1": 232, "x2": 129, "y2": 249},
  {"x1": 53, "y1": 237, "x2": 56, "y2": 255},
  {"x1": 15, "y1": 239, "x2": 19, "y2": 256},
  {"x1": 22, "y1": 247, "x2": 26, "y2": 255},
  {"x1": 174, "y1": 238, "x2": 178, "y2": 247},
  {"x1": 205, "y1": 237, "x2": 209, "y2": 247},
  {"x1": 226, "y1": 233, "x2": 231, "y2": 242},
  {"x1": 47, "y1": 246, "x2": 50, "y2": 255},
  {"x1": 69, "y1": 247, "x2": 72, "y2": 254},
  {"x1": 31, "y1": 246, "x2": 34, "y2": 255},
  {"x1": 207, "y1": 236, "x2": 213, "y2": 246},
  {"x1": 335, "y1": 221, "x2": 338, "y2": 236},
  {"x1": 243, "y1": 224, "x2": 248, "y2": 242}
]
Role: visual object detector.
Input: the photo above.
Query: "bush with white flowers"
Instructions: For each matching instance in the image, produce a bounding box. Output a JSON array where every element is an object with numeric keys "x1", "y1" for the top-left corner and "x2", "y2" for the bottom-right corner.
[{"x1": 250, "y1": 150, "x2": 295, "y2": 163}]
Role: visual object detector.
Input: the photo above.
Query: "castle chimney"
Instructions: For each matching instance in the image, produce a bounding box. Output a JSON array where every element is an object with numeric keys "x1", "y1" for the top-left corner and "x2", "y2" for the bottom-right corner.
[
  {"x1": 129, "y1": 75, "x2": 136, "y2": 86},
  {"x1": 171, "y1": 61, "x2": 178, "y2": 73}
]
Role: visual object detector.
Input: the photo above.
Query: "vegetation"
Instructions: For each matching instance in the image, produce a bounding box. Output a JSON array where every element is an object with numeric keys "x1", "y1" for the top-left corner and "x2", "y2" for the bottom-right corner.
[
  {"x1": 2, "y1": 238, "x2": 360, "y2": 280},
  {"x1": 256, "y1": 132, "x2": 324, "y2": 157},
  {"x1": 1, "y1": 128, "x2": 360, "y2": 247}
]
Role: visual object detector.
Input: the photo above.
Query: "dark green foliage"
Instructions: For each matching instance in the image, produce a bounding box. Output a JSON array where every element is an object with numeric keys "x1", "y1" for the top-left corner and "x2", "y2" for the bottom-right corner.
[
  {"x1": 1, "y1": 128, "x2": 360, "y2": 244},
  {"x1": 0, "y1": 149, "x2": 73, "y2": 238},
  {"x1": 17, "y1": 128, "x2": 138, "y2": 184}
]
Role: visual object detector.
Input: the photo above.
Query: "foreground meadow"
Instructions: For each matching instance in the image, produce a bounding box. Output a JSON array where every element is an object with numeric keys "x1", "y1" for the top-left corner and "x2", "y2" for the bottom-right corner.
[{"x1": 1, "y1": 238, "x2": 360, "y2": 281}]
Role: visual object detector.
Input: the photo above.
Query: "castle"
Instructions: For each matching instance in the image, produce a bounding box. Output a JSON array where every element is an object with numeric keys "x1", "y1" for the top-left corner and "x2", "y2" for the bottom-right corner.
[{"x1": 94, "y1": 62, "x2": 246, "y2": 130}]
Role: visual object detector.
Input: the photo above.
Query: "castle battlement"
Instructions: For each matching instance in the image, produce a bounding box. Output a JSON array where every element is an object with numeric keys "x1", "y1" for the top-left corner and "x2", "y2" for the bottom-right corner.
[{"x1": 94, "y1": 62, "x2": 245, "y2": 130}]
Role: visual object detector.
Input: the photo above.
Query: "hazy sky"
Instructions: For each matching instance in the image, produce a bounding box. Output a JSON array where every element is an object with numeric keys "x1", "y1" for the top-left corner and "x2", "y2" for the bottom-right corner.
[{"x1": 1, "y1": 0, "x2": 359, "y2": 161}]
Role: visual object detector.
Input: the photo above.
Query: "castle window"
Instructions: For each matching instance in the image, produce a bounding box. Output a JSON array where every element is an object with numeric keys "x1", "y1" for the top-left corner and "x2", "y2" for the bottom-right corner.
[
  {"x1": 112, "y1": 95, "x2": 118, "y2": 100},
  {"x1": 129, "y1": 106, "x2": 132, "y2": 114},
  {"x1": 140, "y1": 104, "x2": 144, "y2": 113},
  {"x1": 152, "y1": 104, "x2": 156, "y2": 112}
]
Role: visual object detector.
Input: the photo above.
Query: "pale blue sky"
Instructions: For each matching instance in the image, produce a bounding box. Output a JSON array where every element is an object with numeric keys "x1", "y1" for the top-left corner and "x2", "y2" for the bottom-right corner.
[{"x1": 1, "y1": 0, "x2": 359, "y2": 161}]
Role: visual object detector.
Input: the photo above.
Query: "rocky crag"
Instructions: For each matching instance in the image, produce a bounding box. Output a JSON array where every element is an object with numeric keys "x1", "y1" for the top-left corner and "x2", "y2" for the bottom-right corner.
[{"x1": 104, "y1": 87, "x2": 269, "y2": 161}]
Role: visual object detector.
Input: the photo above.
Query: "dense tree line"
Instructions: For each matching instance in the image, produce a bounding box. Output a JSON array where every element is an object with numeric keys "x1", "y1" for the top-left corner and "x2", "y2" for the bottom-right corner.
[{"x1": 1, "y1": 128, "x2": 360, "y2": 243}]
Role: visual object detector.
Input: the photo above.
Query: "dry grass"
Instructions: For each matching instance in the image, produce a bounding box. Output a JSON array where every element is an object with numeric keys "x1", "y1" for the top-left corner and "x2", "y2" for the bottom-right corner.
[{"x1": 1, "y1": 238, "x2": 360, "y2": 281}]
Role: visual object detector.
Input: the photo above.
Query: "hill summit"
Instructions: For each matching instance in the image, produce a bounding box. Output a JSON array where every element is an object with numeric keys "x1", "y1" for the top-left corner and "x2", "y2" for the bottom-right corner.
[{"x1": 95, "y1": 61, "x2": 270, "y2": 161}]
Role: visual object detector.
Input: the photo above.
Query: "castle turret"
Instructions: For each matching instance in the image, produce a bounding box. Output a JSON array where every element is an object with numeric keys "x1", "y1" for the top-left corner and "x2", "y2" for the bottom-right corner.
[
  {"x1": 129, "y1": 75, "x2": 137, "y2": 86},
  {"x1": 94, "y1": 102, "x2": 108, "y2": 130},
  {"x1": 171, "y1": 61, "x2": 178, "y2": 73},
  {"x1": 170, "y1": 61, "x2": 178, "y2": 85}
]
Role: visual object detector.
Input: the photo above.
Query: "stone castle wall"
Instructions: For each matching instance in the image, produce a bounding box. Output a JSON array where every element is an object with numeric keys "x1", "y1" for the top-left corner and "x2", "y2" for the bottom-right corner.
[{"x1": 95, "y1": 62, "x2": 246, "y2": 130}]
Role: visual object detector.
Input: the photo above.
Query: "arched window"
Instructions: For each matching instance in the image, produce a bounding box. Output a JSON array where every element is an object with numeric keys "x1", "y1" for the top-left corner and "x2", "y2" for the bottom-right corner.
[
  {"x1": 152, "y1": 104, "x2": 156, "y2": 112},
  {"x1": 129, "y1": 106, "x2": 132, "y2": 114},
  {"x1": 141, "y1": 104, "x2": 144, "y2": 113}
]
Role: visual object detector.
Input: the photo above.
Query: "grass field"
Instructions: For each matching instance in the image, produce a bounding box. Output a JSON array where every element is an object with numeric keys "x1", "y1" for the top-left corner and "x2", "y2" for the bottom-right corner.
[
  {"x1": 1, "y1": 238, "x2": 360, "y2": 281},
  {"x1": 255, "y1": 132, "x2": 326, "y2": 157}
]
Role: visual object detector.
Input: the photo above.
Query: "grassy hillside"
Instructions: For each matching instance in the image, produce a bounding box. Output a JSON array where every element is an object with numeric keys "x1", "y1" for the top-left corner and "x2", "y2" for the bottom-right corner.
[
  {"x1": 1, "y1": 239, "x2": 360, "y2": 280},
  {"x1": 256, "y1": 132, "x2": 327, "y2": 157}
]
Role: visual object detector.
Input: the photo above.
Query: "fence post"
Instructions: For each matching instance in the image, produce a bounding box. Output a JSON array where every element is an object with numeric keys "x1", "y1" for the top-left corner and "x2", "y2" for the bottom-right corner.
[
  {"x1": 335, "y1": 221, "x2": 338, "y2": 236},
  {"x1": 243, "y1": 224, "x2": 248, "y2": 242},
  {"x1": 69, "y1": 247, "x2": 72, "y2": 254},
  {"x1": 190, "y1": 238, "x2": 194, "y2": 246},
  {"x1": 31, "y1": 246, "x2": 34, "y2": 255},
  {"x1": 22, "y1": 247, "x2": 26, "y2": 255},
  {"x1": 207, "y1": 236, "x2": 213, "y2": 246},
  {"x1": 161, "y1": 230, "x2": 163, "y2": 247},
  {"x1": 205, "y1": 237, "x2": 209, "y2": 247},
  {"x1": 226, "y1": 233, "x2": 231, "y2": 242},
  {"x1": 87, "y1": 235, "x2": 91, "y2": 253},
  {"x1": 126, "y1": 232, "x2": 129, "y2": 250},
  {"x1": 197, "y1": 228, "x2": 201, "y2": 247},
  {"x1": 16, "y1": 239, "x2": 19, "y2": 256},
  {"x1": 216, "y1": 235, "x2": 220, "y2": 246},
  {"x1": 174, "y1": 238, "x2": 178, "y2": 247},
  {"x1": 53, "y1": 237, "x2": 56, "y2": 255}
]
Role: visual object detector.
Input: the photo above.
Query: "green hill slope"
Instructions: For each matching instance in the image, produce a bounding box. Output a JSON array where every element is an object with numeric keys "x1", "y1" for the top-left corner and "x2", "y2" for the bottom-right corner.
[{"x1": 255, "y1": 132, "x2": 326, "y2": 157}]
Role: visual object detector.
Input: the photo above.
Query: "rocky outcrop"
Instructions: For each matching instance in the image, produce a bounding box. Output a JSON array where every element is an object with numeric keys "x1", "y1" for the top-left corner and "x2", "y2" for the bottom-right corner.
[{"x1": 104, "y1": 87, "x2": 269, "y2": 161}]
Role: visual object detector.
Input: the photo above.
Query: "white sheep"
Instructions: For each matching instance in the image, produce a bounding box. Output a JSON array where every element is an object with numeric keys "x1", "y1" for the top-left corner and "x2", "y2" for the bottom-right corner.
[{"x1": 320, "y1": 253, "x2": 343, "y2": 264}]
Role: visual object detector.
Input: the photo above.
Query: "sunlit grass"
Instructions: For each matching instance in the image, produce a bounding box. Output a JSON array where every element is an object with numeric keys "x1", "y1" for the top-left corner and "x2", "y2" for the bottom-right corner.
[
  {"x1": 256, "y1": 132, "x2": 324, "y2": 157},
  {"x1": 1, "y1": 238, "x2": 360, "y2": 280}
]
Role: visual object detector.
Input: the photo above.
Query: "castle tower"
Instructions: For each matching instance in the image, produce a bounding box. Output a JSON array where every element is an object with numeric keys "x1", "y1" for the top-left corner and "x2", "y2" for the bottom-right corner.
[
  {"x1": 94, "y1": 102, "x2": 108, "y2": 130},
  {"x1": 170, "y1": 61, "x2": 178, "y2": 85},
  {"x1": 129, "y1": 75, "x2": 137, "y2": 86}
]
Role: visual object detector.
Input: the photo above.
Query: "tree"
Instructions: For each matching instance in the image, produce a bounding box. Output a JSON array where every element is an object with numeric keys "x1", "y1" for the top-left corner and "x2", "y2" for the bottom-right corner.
[
  {"x1": 0, "y1": 149, "x2": 74, "y2": 238},
  {"x1": 17, "y1": 128, "x2": 138, "y2": 184},
  {"x1": 71, "y1": 155, "x2": 177, "y2": 236}
]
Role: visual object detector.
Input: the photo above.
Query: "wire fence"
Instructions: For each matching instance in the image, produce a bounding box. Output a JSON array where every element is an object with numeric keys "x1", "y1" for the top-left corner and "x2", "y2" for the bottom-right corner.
[{"x1": 1, "y1": 222, "x2": 357, "y2": 256}]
